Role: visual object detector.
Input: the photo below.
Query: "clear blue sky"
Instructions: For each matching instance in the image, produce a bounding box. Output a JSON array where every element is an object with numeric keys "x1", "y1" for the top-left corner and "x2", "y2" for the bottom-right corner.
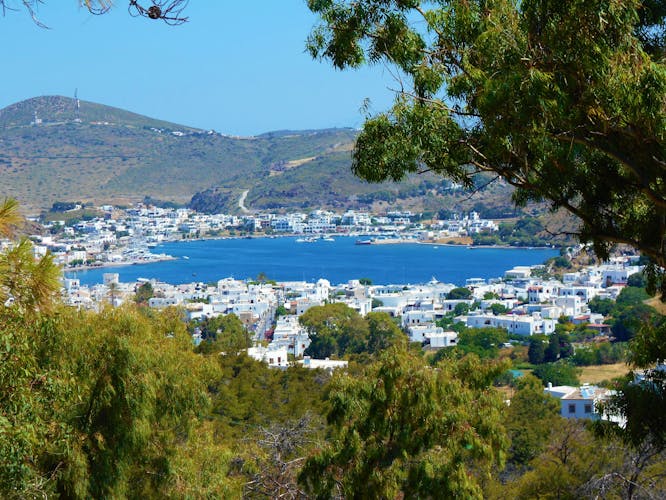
[{"x1": 2, "y1": 1, "x2": 396, "y2": 136}]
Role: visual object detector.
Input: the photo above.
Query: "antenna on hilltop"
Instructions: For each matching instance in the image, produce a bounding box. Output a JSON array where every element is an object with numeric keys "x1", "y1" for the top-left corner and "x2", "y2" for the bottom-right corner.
[{"x1": 74, "y1": 89, "x2": 81, "y2": 123}]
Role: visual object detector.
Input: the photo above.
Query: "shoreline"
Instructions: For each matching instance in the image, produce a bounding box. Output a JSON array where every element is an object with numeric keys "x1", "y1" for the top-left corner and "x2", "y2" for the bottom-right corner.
[{"x1": 63, "y1": 255, "x2": 177, "y2": 273}]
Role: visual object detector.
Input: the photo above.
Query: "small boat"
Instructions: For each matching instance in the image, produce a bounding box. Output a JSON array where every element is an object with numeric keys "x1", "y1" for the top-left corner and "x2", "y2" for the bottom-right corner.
[
  {"x1": 183, "y1": 256, "x2": 190, "y2": 260},
  {"x1": 355, "y1": 239, "x2": 373, "y2": 245}
]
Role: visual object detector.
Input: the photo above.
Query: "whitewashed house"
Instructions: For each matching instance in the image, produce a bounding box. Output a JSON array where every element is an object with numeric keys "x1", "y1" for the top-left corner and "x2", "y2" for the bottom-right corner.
[
  {"x1": 465, "y1": 312, "x2": 556, "y2": 336},
  {"x1": 545, "y1": 383, "x2": 620, "y2": 423},
  {"x1": 247, "y1": 345, "x2": 289, "y2": 368}
]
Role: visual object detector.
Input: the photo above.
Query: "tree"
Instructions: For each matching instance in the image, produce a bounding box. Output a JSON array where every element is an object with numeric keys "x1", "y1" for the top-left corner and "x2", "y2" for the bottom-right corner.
[
  {"x1": 0, "y1": 301, "x2": 236, "y2": 498},
  {"x1": 456, "y1": 327, "x2": 508, "y2": 359},
  {"x1": 307, "y1": 0, "x2": 666, "y2": 290},
  {"x1": 508, "y1": 419, "x2": 614, "y2": 499},
  {"x1": 366, "y1": 311, "x2": 407, "y2": 354},
  {"x1": 134, "y1": 281, "x2": 154, "y2": 305},
  {"x1": 489, "y1": 302, "x2": 508, "y2": 316},
  {"x1": 0, "y1": 198, "x2": 61, "y2": 313},
  {"x1": 298, "y1": 350, "x2": 509, "y2": 498},
  {"x1": 532, "y1": 361, "x2": 581, "y2": 387},
  {"x1": 300, "y1": 303, "x2": 369, "y2": 358},
  {"x1": 196, "y1": 313, "x2": 251, "y2": 354},
  {"x1": 453, "y1": 301, "x2": 470, "y2": 316},
  {"x1": 589, "y1": 296, "x2": 615, "y2": 316},
  {"x1": 2, "y1": 1, "x2": 189, "y2": 25},
  {"x1": 528, "y1": 336, "x2": 546, "y2": 365},
  {"x1": 611, "y1": 303, "x2": 657, "y2": 342},
  {"x1": 504, "y1": 374, "x2": 560, "y2": 466},
  {"x1": 447, "y1": 287, "x2": 473, "y2": 300},
  {"x1": 544, "y1": 331, "x2": 573, "y2": 363}
]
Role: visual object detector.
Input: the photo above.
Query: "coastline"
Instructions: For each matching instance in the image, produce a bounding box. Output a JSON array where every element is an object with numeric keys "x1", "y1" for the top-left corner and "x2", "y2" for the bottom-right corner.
[{"x1": 63, "y1": 255, "x2": 177, "y2": 273}]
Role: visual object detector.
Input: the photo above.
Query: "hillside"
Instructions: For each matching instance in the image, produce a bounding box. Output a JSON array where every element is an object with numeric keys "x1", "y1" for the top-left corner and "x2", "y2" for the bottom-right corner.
[
  {"x1": 0, "y1": 95, "x2": 534, "y2": 220},
  {"x1": 0, "y1": 96, "x2": 359, "y2": 211}
]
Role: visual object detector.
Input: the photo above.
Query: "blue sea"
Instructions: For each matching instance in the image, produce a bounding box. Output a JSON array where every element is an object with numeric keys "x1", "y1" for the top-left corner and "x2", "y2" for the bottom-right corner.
[{"x1": 66, "y1": 236, "x2": 558, "y2": 286}]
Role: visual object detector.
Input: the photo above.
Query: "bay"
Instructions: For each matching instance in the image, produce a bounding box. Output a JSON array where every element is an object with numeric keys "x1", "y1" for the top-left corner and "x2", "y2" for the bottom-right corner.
[{"x1": 67, "y1": 236, "x2": 559, "y2": 286}]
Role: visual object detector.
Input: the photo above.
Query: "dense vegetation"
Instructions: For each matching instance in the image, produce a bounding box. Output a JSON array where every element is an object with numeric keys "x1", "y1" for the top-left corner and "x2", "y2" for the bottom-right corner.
[
  {"x1": 2, "y1": 197, "x2": 666, "y2": 496},
  {"x1": 2, "y1": 0, "x2": 666, "y2": 496}
]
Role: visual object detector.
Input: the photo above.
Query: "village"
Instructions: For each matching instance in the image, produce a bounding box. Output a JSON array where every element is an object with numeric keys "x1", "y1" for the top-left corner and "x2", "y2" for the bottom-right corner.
[
  {"x1": 60, "y1": 245, "x2": 643, "y2": 425},
  {"x1": 6, "y1": 202, "x2": 643, "y2": 425},
  {"x1": 28, "y1": 203, "x2": 502, "y2": 270}
]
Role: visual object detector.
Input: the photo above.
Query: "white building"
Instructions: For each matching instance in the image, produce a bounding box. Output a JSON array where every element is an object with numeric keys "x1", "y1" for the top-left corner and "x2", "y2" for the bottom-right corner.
[
  {"x1": 270, "y1": 316, "x2": 311, "y2": 357},
  {"x1": 426, "y1": 331, "x2": 458, "y2": 349},
  {"x1": 247, "y1": 345, "x2": 289, "y2": 368},
  {"x1": 465, "y1": 312, "x2": 556, "y2": 336},
  {"x1": 545, "y1": 383, "x2": 619, "y2": 422},
  {"x1": 298, "y1": 356, "x2": 348, "y2": 371}
]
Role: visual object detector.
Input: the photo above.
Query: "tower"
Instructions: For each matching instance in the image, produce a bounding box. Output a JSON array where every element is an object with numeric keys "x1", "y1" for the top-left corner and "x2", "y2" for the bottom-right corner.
[{"x1": 74, "y1": 89, "x2": 81, "y2": 123}]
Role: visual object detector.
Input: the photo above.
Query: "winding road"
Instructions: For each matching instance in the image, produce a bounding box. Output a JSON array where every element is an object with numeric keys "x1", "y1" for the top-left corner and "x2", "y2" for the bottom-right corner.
[{"x1": 238, "y1": 189, "x2": 250, "y2": 213}]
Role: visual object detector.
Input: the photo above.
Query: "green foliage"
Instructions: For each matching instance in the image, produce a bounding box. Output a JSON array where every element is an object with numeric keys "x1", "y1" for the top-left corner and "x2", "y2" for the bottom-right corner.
[
  {"x1": 366, "y1": 311, "x2": 407, "y2": 354},
  {"x1": 447, "y1": 287, "x2": 472, "y2": 300},
  {"x1": 506, "y1": 420, "x2": 613, "y2": 499},
  {"x1": 307, "y1": 0, "x2": 666, "y2": 285},
  {"x1": 532, "y1": 361, "x2": 582, "y2": 387},
  {"x1": 589, "y1": 296, "x2": 615, "y2": 315},
  {"x1": 571, "y1": 342, "x2": 627, "y2": 366},
  {"x1": 456, "y1": 327, "x2": 508, "y2": 359},
  {"x1": 298, "y1": 349, "x2": 509, "y2": 498},
  {"x1": 528, "y1": 336, "x2": 547, "y2": 365},
  {"x1": 611, "y1": 303, "x2": 657, "y2": 342},
  {"x1": 475, "y1": 216, "x2": 552, "y2": 247},
  {"x1": 544, "y1": 332, "x2": 573, "y2": 363},
  {"x1": 194, "y1": 313, "x2": 251, "y2": 354},
  {"x1": 300, "y1": 303, "x2": 369, "y2": 358},
  {"x1": 504, "y1": 374, "x2": 561, "y2": 465},
  {"x1": 454, "y1": 301, "x2": 470, "y2": 316},
  {"x1": 209, "y1": 354, "x2": 329, "y2": 438},
  {"x1": 604, "y1": 320, "x2": 666, "y2": 449},
  {"x1": 489, "y1": 302, "x2": 508, "y2": 315},
  {"x1": 627, "y1": 271, "x2": 647, "y2": 289},
  {"x1": 134, "y1": 281, "x2": 154, "y2": 305},
  {"x1": 0, "y1": 303, "x2": 236, "y2": 498}
]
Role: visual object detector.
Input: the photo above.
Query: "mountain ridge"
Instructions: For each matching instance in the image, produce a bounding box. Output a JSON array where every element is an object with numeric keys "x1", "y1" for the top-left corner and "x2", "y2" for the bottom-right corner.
[{"x1": 0, "y1": 96, "x2": 522, "y2": 221}]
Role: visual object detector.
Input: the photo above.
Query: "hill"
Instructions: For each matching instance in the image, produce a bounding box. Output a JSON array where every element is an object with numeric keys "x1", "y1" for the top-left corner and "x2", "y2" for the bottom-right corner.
[{"x1": 0, "y1": 95, "x2": 537, "y2": 222}]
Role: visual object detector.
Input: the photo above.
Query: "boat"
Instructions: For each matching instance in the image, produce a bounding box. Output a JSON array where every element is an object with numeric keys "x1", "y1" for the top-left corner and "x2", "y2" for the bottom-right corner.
[
  {"x1": 355, "y1": 239, "x2": 373, "y2": 245},
  {"x1": 183, "y1": 256, "x2": 190, "y2": 260}
]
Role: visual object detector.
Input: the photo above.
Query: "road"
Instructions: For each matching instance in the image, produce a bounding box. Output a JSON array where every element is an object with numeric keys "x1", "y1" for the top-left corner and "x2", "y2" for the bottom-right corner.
[{"x1": 238, "y1": 189, "x2": 250, "y2": 213}]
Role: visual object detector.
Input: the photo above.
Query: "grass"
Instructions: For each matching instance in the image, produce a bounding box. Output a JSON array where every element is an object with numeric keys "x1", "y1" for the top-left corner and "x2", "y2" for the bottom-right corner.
[
  {"x1": 645, "y1": 296, "x2": 666, "y2": 315},
  {"x1": 579, "y1": 363, "x2": 630, "y2": 385}
]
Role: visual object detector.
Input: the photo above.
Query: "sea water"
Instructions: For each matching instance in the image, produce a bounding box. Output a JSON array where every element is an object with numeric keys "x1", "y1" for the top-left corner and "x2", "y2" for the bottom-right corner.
[{"x1": 67, "y1": 236, "x2": 559, "y2": 286}]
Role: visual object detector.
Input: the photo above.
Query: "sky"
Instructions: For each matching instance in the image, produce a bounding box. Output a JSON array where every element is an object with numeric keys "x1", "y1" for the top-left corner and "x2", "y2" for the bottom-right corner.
[{"x1": 1, "y1": 1, "x2": 397, "y2": 136}]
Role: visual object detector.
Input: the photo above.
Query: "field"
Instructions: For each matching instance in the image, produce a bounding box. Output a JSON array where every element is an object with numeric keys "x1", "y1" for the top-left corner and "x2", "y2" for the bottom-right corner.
[{"x1": 579, "y1": 363, "x2": 630, "y2": 385}]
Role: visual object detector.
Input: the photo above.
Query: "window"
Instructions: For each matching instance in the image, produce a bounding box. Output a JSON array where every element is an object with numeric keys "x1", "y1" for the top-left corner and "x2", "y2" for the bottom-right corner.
[
  {"x1": 568, "y1": 404, "x2": 576, "y2": 414},
  {"x1": 584, "y1": 404, "x2": 593, "y2": 414}
]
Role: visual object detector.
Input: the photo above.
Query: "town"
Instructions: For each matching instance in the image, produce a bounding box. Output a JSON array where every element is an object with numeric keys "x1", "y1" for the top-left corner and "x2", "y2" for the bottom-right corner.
[
  {"x1": 59, "y1": 234, "x2": 642, "y2": 424},
  {"x1": 30, "y1": 203, "x2": 501, "y2": 270}
]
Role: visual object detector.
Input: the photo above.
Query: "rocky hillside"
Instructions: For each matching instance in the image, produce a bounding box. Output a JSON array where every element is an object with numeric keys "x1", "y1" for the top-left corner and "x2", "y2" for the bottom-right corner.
[{"x1": 0, "y1": 96, "x2": 529, "y2": 220}]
